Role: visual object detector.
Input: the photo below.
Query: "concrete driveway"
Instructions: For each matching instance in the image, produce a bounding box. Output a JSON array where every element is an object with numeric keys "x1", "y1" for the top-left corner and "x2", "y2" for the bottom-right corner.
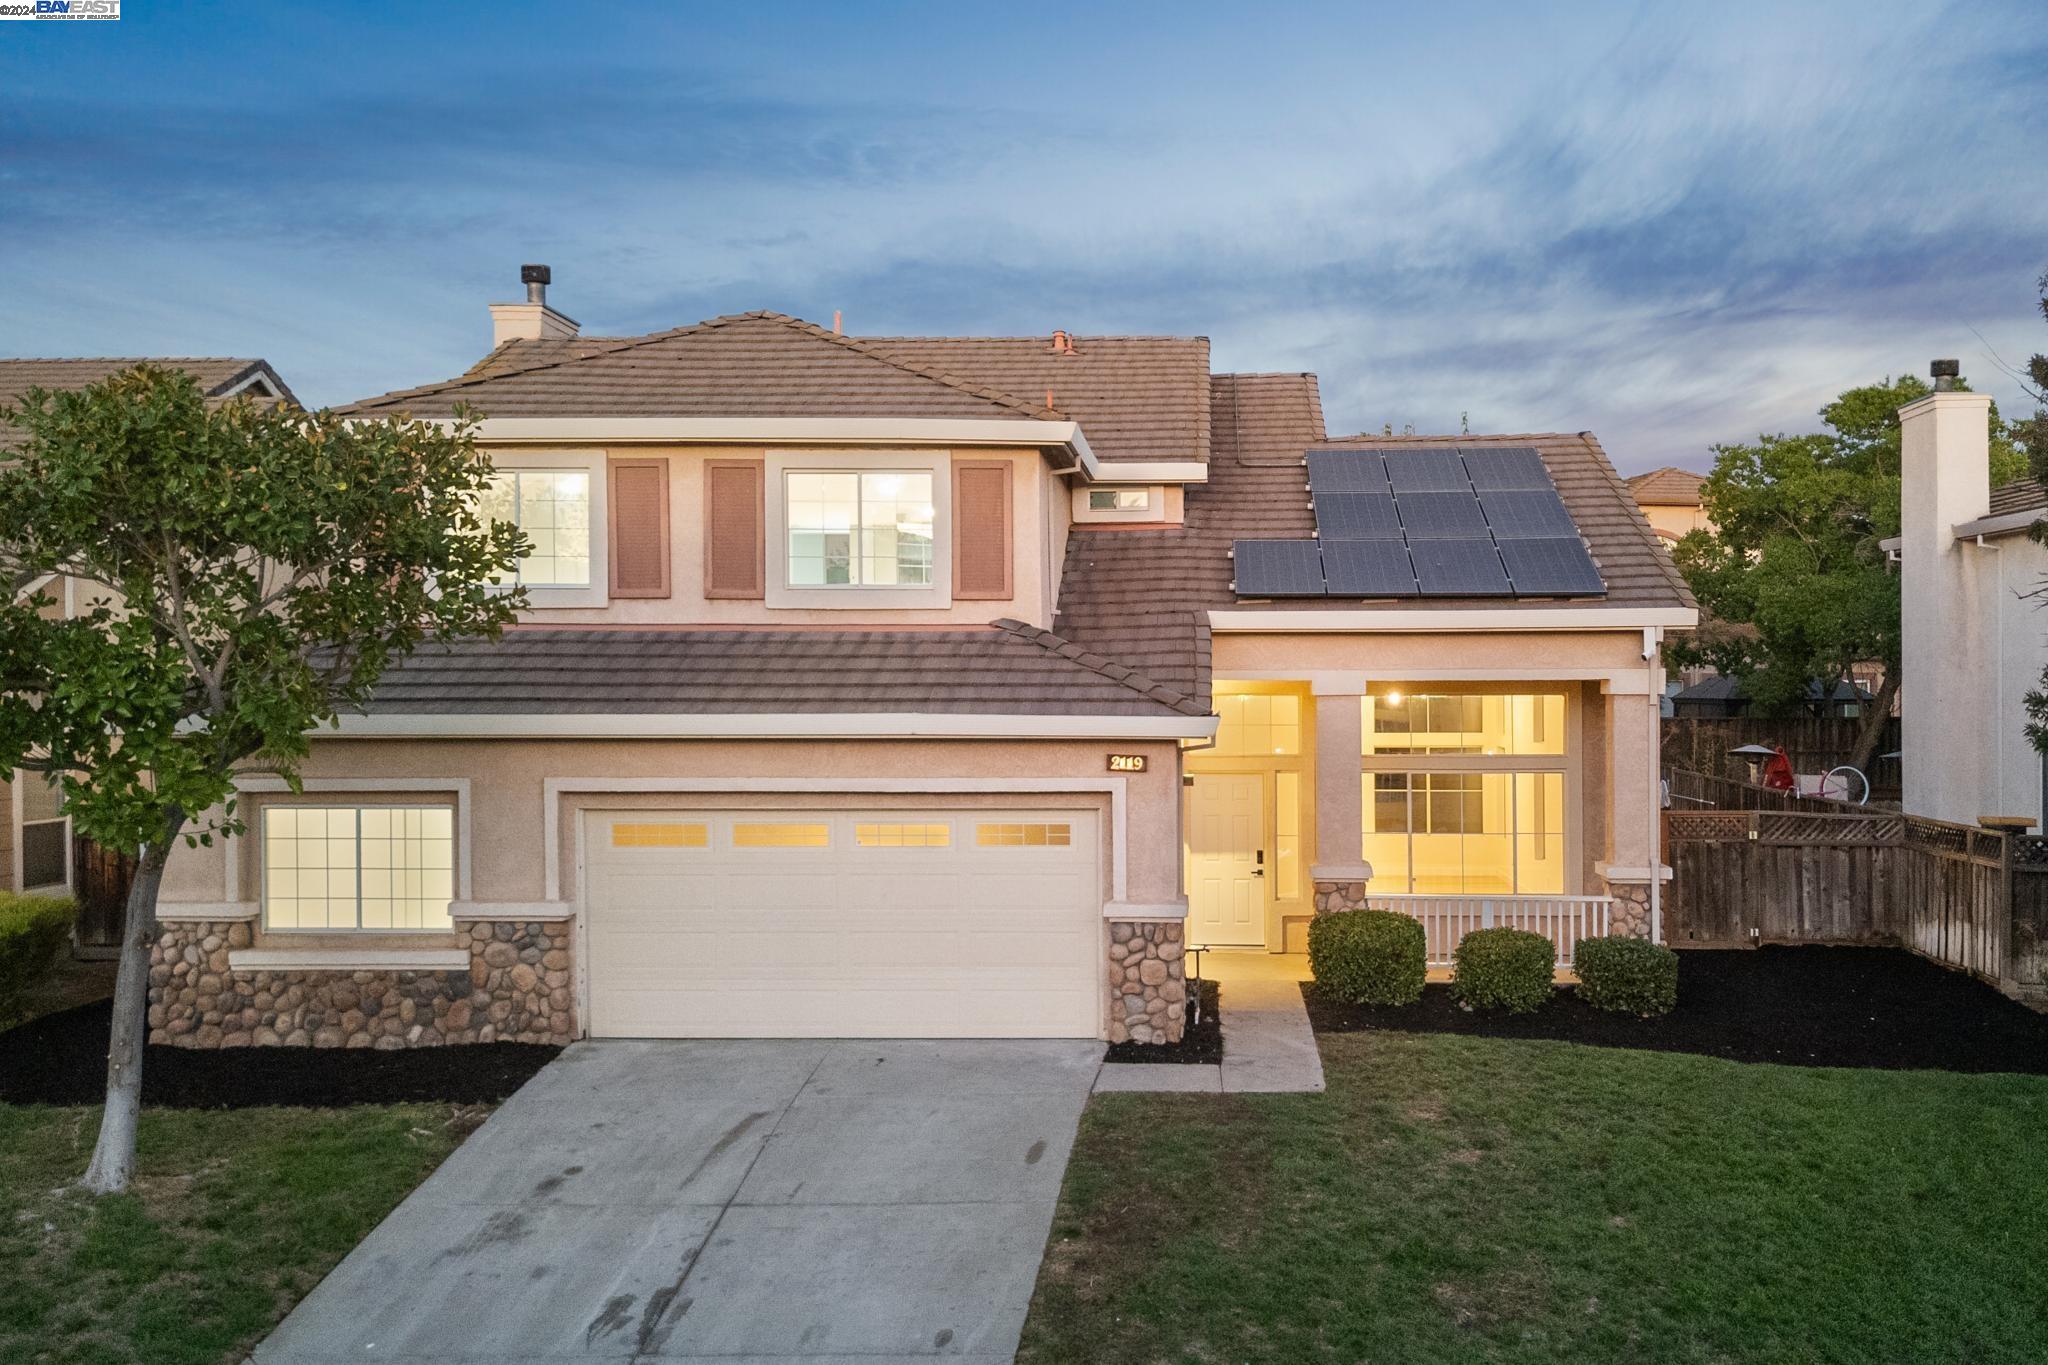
[{"x1": 254, "y1": 1037, "x2": 1101, "y2": 1364}]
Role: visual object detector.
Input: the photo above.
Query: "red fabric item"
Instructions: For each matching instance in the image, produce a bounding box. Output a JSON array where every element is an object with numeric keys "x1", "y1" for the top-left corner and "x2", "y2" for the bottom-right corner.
[{"x1": 1760, "y1": 747, "x2": 1796, "y2": 790}]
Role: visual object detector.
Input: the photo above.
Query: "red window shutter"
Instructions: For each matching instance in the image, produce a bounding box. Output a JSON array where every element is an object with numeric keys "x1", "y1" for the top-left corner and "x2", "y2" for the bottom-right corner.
[
  {"x1": 607, "y1": 458, "x2": 671, "y2": 598},
  {"x1": 703, "y1": 460, "x2": 765, "y2": 599},
  {"x1": 953, "y1": 461, "x2": 1014, "y2": 600}
]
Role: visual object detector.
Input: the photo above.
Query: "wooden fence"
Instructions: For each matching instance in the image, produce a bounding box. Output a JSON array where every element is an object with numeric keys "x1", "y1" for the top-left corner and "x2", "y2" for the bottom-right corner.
[
  {"x1": 1662, "y1": 716, "x2": 1902, "y2": 797},
  {"x1": 71, "y1": 835, "x2": 136, "y2": 959},
  {"x1": 1665, "y1": 809, "x2": 2046, "y2": 1001}
]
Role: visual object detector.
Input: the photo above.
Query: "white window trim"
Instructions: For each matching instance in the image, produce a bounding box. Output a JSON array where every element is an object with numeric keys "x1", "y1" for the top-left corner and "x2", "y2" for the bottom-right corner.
[
  {"x1": 258, "y1": 802, "x2": 460, "y2": 935},
  {"x1": 9, "y1": 769, "x2": 72, "y2": 898},
  {"x1": 223, "y1": 776, "x2": 474, "y2": 906},
  {"x1": 479, "y1": 448, "x2": 609, "y2": 609},
  {"x1": 1073, "y1": 484, "x2": 1161, "y2": 523},
  {"x1": 764, "y1": 449, "x2": 952, "y2": 610}
]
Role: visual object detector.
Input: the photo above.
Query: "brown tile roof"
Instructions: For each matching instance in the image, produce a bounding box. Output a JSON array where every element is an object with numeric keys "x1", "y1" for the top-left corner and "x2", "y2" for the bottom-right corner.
[
  {"x1": 357, "y1": 620, "x2": 1207, "y2": 718},
  {"x1": 1626, "y1": 466, "x2": 1706, "y2": 507},
  {"x1": 859, "y1": 335, "x2": 1211, "y2": 464},
  {"x1": 1052, "y1": 378, "x2": 1695, "y2": 690},
  {"x1": 1989, "y1": 478, "x2": 2047, "y2": 518},
  {"x1": 340, "y1": 312, "x2": 1064, "y2": 424},
  {"x1": 0, "y1": 357, "x2": 296, "y2": 449}
]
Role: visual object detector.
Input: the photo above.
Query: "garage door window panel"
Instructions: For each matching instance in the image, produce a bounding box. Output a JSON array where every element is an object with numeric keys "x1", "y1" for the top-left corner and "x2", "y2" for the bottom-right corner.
[{"x1": 733, "y1": 822, "x2": 831, "y2": 848}]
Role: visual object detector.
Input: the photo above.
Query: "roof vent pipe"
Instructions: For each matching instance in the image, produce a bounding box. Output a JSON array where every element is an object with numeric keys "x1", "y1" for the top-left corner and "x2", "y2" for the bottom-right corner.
[
  {"x1": 521, "y1": 263, "x2": 551, "y2": 306},
  {"x1": 1931, "y1": 358, "x2": 1960, "y2": 392},
  {"x1": 1051, "y1": 330, "x2": 1074, "y2": 355}
]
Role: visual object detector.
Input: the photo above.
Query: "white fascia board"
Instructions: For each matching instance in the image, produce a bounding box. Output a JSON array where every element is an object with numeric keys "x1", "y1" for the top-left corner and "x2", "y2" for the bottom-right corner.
[
  {"x1": 451, "y1": 416, "x2": 1081, "y2": 451},
  {"x1": 1208, "y1": 607, "x2": 1698, "y2": 633},
  {"x1": 1952, "y1": 508, "x2": 2044, "y2": 540},
  {"x1": 1079, "y1": 460, "x2": 1210, "y2": 483},
  {"x1": 327, "y1": 712, "x2": 1218, "y2": 740}
]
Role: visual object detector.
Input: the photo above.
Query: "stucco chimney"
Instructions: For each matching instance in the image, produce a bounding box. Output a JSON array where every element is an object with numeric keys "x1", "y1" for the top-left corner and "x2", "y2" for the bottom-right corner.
[
  {"x1": 1898, "y1": 362, "x2": 1995, "y2": 823},
  {"x1": 488, "y1": 264, "x2": 580, "y2": 347}
]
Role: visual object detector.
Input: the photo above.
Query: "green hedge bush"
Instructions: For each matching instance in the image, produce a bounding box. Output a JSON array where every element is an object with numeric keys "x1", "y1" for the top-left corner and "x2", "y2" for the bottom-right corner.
[
  {"x1": 1308, "y1": 909, "x2": 1426, "y2": 1006},
  {"x1": 0, "y1": 893, "x2": 75, "y2": 1025},
  {"x1": 1574, "y1": 935, "x2": 1680, "y2": 1016},
  {"x1": 1451, "y1": 927, "x2": 1555, "y2": 1013}
]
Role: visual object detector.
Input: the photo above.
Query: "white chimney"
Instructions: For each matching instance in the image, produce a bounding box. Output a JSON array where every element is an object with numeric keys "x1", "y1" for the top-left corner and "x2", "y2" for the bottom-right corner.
[
  {"x1": 488, "y1": 264, "x2": 580, "y2": 346},
  {"x1": 1898, "y1": 359, "x2": 1995, "y2": 824}
]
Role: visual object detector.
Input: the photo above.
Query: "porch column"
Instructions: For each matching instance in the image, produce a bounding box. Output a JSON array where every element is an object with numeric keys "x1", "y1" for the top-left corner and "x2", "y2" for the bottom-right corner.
[
  {"x1": 1310, "y1": 676, "x2": 1372, "y2": 915},
  {"x1": 1598, "y1": 673, "x2": 1667, "y2": 940}
]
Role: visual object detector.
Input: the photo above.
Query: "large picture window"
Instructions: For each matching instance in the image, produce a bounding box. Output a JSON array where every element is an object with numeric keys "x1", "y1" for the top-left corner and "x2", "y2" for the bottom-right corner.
[
  {"x1": 785, "y1": 471, "x2": 934, "y2": 587},
  {"x1": 1362, "y1": 689, "x2": 1570, "y2": 895},
  {"x1": 477, "y1": 469, "x2": 592, "y2": 588},
  {"x1": 263, "y1": 806, "x2": 455, "y2": 931}
]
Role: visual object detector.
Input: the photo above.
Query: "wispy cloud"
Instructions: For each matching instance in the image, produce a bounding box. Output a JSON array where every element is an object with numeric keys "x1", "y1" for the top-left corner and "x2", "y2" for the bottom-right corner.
[{"x1": 2, "y1": 0, "x2": 2043, "y2": 469}]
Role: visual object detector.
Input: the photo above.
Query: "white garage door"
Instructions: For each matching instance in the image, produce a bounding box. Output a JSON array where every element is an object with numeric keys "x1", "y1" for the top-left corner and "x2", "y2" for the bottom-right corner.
[{"x1": 582, "y1": 808, "x2": 1102, "y2": 1038}]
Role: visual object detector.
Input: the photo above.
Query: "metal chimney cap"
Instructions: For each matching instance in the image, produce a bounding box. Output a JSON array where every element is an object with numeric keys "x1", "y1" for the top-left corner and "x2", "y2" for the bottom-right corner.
[
  {"x1": 1930, "y1": 358, "x2": 1960, "y2": 379},
  {"x1": 520, "y1": 264, "x2": 552, "y2": 286}
]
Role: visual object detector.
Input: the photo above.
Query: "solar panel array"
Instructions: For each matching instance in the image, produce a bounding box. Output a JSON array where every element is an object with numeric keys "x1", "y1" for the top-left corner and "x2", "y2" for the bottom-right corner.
[{"x1": 1230, "y1": 446, "x2": 1607, "y2": 599}]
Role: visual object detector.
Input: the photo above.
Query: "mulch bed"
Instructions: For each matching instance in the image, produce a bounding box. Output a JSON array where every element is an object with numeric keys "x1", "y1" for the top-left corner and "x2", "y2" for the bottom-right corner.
[
  {"x1": 1303, "y1": 945, "x2": 2048, "y2": 1074},
  {"x1": 0, "y1": 1000, "x2": 561, "y2": 1109},
  {"x1": 1104, "y1": 979, "x2": 1222, "y2": 1064}
]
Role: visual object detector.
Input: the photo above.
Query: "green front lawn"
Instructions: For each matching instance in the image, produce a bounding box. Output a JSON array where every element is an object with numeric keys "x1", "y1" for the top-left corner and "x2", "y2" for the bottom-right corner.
[
  {"x1": 0, "y1": 1102, "x2": 482, "y2": 1365},
  {"x1": 1022, "y1": 1032, "x2": 2048, "y2": 1364}
]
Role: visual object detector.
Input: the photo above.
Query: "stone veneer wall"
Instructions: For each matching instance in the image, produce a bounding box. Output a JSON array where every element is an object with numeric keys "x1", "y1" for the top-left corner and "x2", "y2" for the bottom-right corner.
[
  {"x1": 148, "y1": 919, "x2": 576, "y2": 1048},
  {"x1": 1106, "y1": 920, "x2": 1186, "y2": 1044},
  {"x1": 1312, "y1": 878, "x2": 1370, "y2": 916},
  {"x1": 1602, "y1": 881, "x2": 1654, "y2": 939}
]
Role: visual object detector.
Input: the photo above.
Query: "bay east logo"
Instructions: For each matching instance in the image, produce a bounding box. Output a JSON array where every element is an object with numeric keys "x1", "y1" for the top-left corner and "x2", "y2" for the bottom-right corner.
[{"x1": 0, "y1": 0, "x2": 121, "y2": 17}]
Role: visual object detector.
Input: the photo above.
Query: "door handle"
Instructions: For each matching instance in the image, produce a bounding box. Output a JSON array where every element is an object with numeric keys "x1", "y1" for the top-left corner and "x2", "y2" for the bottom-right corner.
[{"x1": 1250, "y1": 868, "x2": 1265, "y2": 877}]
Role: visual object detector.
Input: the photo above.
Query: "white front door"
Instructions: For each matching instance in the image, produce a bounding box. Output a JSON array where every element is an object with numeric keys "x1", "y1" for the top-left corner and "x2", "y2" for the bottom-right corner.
[{"x1": 1186, "y1": 774, "x2": 1265, "y2": 947}]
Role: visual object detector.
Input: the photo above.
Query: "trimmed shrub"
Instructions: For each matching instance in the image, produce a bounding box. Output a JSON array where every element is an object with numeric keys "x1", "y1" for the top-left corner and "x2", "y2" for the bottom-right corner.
[
  {"x1": 1451, "y1": 927, "x2": 1555, "y2": 1013},
  {"x1": 1308, "y1": 909, "x2": 1426, "y2": 1006},
  {"x1": 1574, "y1": 934, "x2": 1680, "y2": 1016},
  {"x1": 0, "y1": 892, "x2": 75, "y2": 1025}
]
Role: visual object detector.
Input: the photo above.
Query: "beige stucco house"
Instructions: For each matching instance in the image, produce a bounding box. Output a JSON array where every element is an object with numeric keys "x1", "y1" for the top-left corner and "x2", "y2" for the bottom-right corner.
[
  {"x1": 148, "y1": 270, "x2": 1695, "y2": 1049},
  {"x1": 1626, "y1": 466, "x2": 1710, "y2": 544}
]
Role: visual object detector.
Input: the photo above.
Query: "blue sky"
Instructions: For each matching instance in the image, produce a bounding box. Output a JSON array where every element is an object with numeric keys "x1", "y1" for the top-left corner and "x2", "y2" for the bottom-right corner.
[{"x1": 3, "y1": 0, "x2": 2044, "y2": 471}]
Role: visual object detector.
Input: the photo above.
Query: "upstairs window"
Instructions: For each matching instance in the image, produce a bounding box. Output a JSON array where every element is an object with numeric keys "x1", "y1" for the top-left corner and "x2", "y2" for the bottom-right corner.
[
  {"x1": 478, "y1": 470, "x2": 592, "y2": 588},
  {"x1": 1088, "y1": 489, "x2": 1150, "y2": 511},
  {"x1": 785, "y1": 471, "x2": 934, "y2": 587}
]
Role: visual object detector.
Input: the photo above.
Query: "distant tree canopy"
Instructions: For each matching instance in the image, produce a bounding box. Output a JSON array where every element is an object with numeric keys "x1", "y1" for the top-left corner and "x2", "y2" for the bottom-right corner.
[
  {"x1": 1669, "y1": 373, "x2": 2022, "y2": 772},
  {"x1": 2016, "y1": 271, "x2": 2048, "y2": 754}
]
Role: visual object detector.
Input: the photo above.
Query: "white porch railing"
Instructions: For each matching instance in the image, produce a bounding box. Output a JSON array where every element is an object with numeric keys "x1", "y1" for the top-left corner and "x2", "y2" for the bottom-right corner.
[{"x1": 1363, "y1": 893, "x2": 1614, "y2": 969}]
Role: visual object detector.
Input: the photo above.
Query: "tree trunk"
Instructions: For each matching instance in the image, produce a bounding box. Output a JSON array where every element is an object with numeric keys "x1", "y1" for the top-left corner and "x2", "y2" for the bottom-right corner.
[
  {"x1": 79, "y1": 809, "x2": 184, "y2": 1196},
  {"x1": 1847, "y1": 671, "x2": 1901, "y2": 776}
]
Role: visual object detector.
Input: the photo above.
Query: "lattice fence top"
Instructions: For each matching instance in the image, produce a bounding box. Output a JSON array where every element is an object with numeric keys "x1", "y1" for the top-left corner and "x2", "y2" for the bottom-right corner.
[
  {"x1": 1666, "y1": 811, "x2": 1903, "y2": 844},
  {"x1": 2013, "y1": 835, "x2": 2048, "y2": 869}
]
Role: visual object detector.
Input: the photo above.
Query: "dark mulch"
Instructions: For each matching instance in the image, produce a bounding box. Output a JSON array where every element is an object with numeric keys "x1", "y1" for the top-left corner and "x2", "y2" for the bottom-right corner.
[
  {"x1": 0, "y1": 999, "x2": 561, "y2": 1108},
  {"x1": 1104, "y1": 979, "x2": 1222, "y2": 1064},
  {"x1": 1303, "y1": 945, "x2": 2048, "y2": 1074}
]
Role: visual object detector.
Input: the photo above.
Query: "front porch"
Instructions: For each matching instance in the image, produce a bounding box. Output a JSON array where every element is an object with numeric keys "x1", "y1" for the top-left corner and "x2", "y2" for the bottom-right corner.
[{"x1": 1182, "y1": 659, "x2": 1667, "y2": 959}]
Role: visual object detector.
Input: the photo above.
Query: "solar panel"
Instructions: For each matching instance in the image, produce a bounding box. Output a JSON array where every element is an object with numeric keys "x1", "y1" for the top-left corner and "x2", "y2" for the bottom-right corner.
[
  {"x1": 1383, "y1": 450, "x2": 1472, "y2": 492},
  {"x1": 1312, "y1": 492, "x2": 1404, "y2": 539},
  {"x1": 1232, "y1": 540, "x2": 1327, "y2": 596},
  {"x1": 1322, "y1": 540, "x2": 1418, "y2": 596},
  {"x1": 1499, "y1": 537, "x2": 1606, "y2": 596},
  {"x1": 1479, "y1": 489, "x2": 1579, "y2": 538},
  {"x1": 1410, "y1": 538, "x2": 1513, "y2": 595},
  {"x1": 1395, "y1": 491, "x2": 1492, "y2": 538},
  {"x1": 1306, "y1": 451, "x2": 1389, "y2": 493},
  {"x1": 1460, "y1": 446, "x2": 1551, "y2": 490}
]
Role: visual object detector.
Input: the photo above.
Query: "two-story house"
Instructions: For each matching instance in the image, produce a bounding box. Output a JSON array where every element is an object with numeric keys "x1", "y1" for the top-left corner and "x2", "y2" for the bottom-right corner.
[{"x1": 151, "y1": 269, "x2": 1694, "y2": 1049}]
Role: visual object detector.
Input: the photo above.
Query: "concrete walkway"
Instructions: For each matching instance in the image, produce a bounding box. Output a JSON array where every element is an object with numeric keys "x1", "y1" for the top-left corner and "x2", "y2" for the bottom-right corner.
[
  {"x1": 1095, "y1": 951, "x2": 1325, "y2": 1095},
  {"x1": 255, "y1": 1037, "x2": 1100, "y2": 1364}
]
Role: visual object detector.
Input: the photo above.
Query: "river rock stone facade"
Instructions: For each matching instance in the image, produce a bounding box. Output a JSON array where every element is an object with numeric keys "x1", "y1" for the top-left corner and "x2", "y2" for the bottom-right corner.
[
  {"x1": 1312, "y1": 877, "x2": 1371, "y2": 916},
  {"x1": 1604, "y1": 881, "x2": 1653, "y2": 939},
  {"x1": 148, "y1": 919, "x2": 576, "y2": 1048},
  {"x1": 1106, "y1": 919, "x2": 1186, "y2": 1045}
]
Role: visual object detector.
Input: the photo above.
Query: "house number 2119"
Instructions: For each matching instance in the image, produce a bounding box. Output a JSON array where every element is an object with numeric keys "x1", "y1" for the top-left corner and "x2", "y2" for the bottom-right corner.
[{"x1": 1106, "y1": 754, "x2": 1147, "y2": 772}]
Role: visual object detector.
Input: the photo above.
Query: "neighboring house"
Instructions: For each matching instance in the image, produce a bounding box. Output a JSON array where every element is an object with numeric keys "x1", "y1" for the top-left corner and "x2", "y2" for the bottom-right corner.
[
  {"x1": 1667, "y1": 675, "x2": 1874, "y2": 720},
  {"x1": 0, "y1": 357, "x2": 297, "y2": 900},
  {"x1": 1626, "y1": 466, "x2": 1710, "y2": 544},
  {"x1": 150, "y1": 268, "x2": 1695, "y2": 1049},
  {"x1": 1893, "y1": 371, "x2": 2048, "y2": 830}
]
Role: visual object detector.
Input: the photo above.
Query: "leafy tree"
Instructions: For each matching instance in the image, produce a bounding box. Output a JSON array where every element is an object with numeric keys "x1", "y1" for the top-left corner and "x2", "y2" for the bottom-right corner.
[
  {"x1": 0, "y1": 367, "x2": 523, "y2": 1194},
  {"x1": 1670, "y1": 373, "x2": 2020, "y2": 775},
  {"x1": 2018, "y1": 271, "x2": 2048, "y2": 752}
]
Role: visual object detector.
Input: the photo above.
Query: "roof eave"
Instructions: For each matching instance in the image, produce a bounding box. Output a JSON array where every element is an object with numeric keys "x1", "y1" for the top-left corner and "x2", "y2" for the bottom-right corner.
[{"x1": 327, "y1": 710, "x2": 1218, "y2": 740}]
